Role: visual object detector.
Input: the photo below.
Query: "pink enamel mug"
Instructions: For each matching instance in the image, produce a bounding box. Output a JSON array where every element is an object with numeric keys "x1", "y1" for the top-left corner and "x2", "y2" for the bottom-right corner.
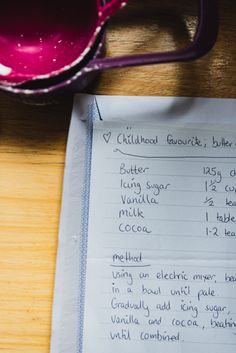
[
  {"x1": 0, "y1": 0, "x2": 218, "y2": 103},
  {"x1": 0, "y1": 0, "x2": 127, "y2": 85}
]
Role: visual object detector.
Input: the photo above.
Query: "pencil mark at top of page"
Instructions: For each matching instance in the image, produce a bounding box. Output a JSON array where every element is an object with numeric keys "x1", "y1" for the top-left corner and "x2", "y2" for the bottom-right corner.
[{"x1": 113, "y1": 148, "x2": 236, "y2": 160}]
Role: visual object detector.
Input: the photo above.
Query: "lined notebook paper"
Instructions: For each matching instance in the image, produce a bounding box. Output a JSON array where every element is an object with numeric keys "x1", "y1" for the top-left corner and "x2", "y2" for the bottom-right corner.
[
  {"x1": 50, "y1": 95, "x2": 236, "y2": 353},
  {"x1": 82, "y1": 121, "x2": 236, "y2": 353}
]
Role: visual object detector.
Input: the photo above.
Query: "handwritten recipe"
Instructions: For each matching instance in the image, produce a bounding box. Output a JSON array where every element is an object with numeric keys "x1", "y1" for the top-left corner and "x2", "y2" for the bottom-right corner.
[{"x1": 82, "y1": 122, "x2": 236, "y2": 353}]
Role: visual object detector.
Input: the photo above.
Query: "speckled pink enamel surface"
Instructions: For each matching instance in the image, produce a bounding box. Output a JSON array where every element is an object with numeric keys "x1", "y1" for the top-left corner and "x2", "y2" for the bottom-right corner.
[{"x1": 0, "y1": 0, "x2": 125, "y2": 83}]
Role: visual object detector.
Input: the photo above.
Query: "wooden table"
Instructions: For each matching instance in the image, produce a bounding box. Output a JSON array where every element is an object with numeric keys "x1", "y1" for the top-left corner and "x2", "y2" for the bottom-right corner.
[{"x1": 0, "y1": 1, "x2": 235, "y2": 352}]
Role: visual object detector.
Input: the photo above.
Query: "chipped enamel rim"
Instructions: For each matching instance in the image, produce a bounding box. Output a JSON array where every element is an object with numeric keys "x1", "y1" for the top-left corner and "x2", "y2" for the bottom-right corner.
[{"x1": 0, "y1": 0, "x2": 128, "y2": 86}]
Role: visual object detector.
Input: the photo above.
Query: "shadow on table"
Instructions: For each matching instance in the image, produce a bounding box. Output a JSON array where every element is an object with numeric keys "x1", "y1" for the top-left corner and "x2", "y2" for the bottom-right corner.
[
  {"x1": 88, "y1": 0, "x2": 235, "y2": 116},
  {"x1": 0, "y1": 92, "x2": 72, "y2": 151},
  {"x1": 88, "y1": 0, "x2": 200, "y2": 116}
]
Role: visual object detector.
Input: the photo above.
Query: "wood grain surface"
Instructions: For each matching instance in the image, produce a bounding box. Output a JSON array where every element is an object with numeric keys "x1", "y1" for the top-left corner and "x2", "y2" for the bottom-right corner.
[{"x1": 0, "y1": 1, "x2": 235, "y2": 352}]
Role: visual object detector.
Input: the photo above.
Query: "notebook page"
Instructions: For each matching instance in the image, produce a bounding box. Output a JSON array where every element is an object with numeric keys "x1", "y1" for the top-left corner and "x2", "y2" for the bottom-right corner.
[{"x1": 82, "y1": 121, "x2": 236, "y2": 353}]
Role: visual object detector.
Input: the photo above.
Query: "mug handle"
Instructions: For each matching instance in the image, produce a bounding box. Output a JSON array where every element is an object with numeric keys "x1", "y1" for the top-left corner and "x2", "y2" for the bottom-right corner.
[
  {"x1": 97, "y1": 0, "x2": 128, "y2": 22},
  {"x1": 90, "y1": 0, "x2": 218, "y2": 70}
]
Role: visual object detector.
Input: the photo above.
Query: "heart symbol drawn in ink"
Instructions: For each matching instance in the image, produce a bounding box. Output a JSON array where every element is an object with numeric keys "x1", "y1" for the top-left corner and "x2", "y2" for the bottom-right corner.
[{"x1": 103, "y1": 132, "x2": 111, "y2": 144}]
